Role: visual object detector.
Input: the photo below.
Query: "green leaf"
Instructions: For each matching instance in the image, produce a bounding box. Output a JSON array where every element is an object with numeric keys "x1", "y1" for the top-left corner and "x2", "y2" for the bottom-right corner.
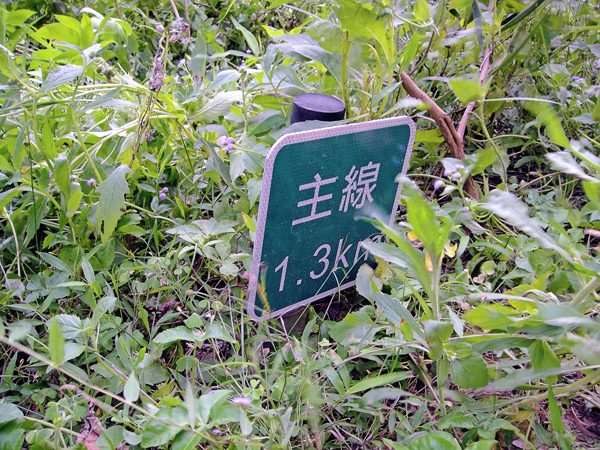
[
  {"x1": 96, "y1": 426, "x2": 124, "y2": 450},
  {"x1": 546, "y1": 152, "x2": 598, "y2": 183},
  {"x1": 450, "y1": 353, "x2": 489, "y2": 389},
  {"x1": 525, "y1": 102, "x2": 572, "y2": 150},
  {"x1": 348, "y1": 371, "x2": 411, "y2": 394},
  {"x1": 414, "y1": 0, "x2": 431, "y2": 22},
  {"x1": 38, "y1": 252, "x2": 73, "y2": 275},
  {"x1": 81, "y1": 257, "x2": 95, "y2": 285},
  {"x1": 0, "y1": 45, "x2": 22, "y2": 80},
  {"x1": 92, "y1": 296, "x2": 116, "y2": 324},
  {"x1": 53, "y1": 157, "x2": 70, "y2": 196},
  {"x1": 464, "y1": 440, "x2": 498, "y2": 450},
  {"x1": 53, "y1": 314, "x2": 83, "y2": 339},
  {"x1": 0, "y1": 403, "x2": 23, "y2": 425},
  {"x1": 41, "y1": 119, "x2": 57, "y2": 159},
  {"x1": 189, "y1": 34, "x2": 207, "y2": 78},
  {"x1": 141, "y1": 407, "x2": 188, "y2": 448},
  {"x1": 592, "y1": 95, "x2": 600, "y2": 123},
  {"x1": 63, "y1": 343, "x2": 85, "y2": 362},
  {"x1": 48, "y1": 318, "x2": 65, "y2": 366},
  {"x1": 12, "y1": 124, "x2": 26, "y2": 171},
  {"x1": 334, "y1": 0, "x2": 395, "y2": 64},
  {"x1": 408, "y1": 431, "x2": 461, "y2": 450},
  {"x1": 41, "y1": 64, "x2": 83, "y2": 92},
  {"x1": 66, "y1": 182, "x2": 83, "y2": 218},
  {"x1": 501, "y1": 0, "x2": 546, "y2": 31},
  {"x1": 189, "y1": 91, "x2": 242, "y2": 123},
  {"x1": 153, "y1": 326, "x2": 197, "y2": 345},
  {"x1": 171, "y1": 431, "x2": 202, "y2": 450},
  {"x1": 547, "y1": 384, "x2": 564, "y2": 436},
  {"x1": 449, "y1": 78, "x2": 488, "y2": 103},
  {"x1": 422, "y1": 320, "x2": 453, "y2": 360},
  {"x1": 241, "y1": 213, "x2": 256, "y2": 232},
  {"x1": 239, "y1": 408, "x2": 252, "y2": 435},
  {"x1": 196, "y1": 390, "x2": 231, "y2": 423},
  {"x1": 483, "y1": 190, "x2": 564, "y2": 255},
  {"x1": 96, "y1": 165, "x2": 132, "y2": 244},
  {"x1": 6, "y1": 10, "x2": 36, "y2": 26},
  {"x1": 231, "y1": 18, "x2": 260, "y2": 56},
  {"x1": 124, "y1": 371, "x2": 140, "y2": 402},
  {"x1": 530, "y1": 340, "x2": 560, "y2": 372}
]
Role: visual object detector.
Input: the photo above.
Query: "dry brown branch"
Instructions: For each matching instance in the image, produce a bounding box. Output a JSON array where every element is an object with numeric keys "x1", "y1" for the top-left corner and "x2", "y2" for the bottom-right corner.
[{"x1": 400, "y1": 71, "x2": 479, "y2": 199}]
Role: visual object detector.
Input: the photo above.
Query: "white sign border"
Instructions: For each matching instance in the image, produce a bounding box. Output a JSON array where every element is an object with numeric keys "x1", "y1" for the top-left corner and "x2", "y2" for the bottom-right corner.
[{"x1": 247, "y1": 116, "x2": 416, "y2": 321}]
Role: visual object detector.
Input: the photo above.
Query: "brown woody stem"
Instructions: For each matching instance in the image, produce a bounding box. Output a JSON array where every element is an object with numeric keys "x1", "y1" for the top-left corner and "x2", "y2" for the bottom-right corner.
[{"x1": 400, "y1": 71, "x2": 479, "y2": 200}]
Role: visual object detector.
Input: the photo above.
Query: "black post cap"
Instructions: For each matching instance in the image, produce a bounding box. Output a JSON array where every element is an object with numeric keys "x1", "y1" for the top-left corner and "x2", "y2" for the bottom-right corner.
[{"x1": 290, "y1": 93, "x2": 346, "y2": 124}]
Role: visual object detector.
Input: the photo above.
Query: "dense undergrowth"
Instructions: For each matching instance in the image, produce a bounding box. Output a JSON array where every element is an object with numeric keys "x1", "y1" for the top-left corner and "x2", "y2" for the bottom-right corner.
[{"x1": 1, "y1": 0, "x2": 600, "y2": 449}]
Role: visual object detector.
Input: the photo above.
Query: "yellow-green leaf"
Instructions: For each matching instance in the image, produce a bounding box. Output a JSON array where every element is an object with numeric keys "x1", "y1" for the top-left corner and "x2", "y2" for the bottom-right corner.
[{"x1": 49, "y1": 318, "x2": 65, "y2": 366}]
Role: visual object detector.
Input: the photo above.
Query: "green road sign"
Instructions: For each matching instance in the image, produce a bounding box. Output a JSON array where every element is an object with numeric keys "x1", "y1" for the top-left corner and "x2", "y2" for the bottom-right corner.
[{"x1": 248, "y1": 117, "x2": 415, "y2": 320}]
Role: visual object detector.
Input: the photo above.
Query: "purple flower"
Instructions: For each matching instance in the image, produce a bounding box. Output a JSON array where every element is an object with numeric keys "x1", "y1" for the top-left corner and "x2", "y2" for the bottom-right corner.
[
  {"x1": 68, "y1": 175, "x2": 72, "y2": 181},
  {"x1": 87, "y1": 178, "x2": 96, "y2": 186},
  {"x1": 452, "y1": 172, "x2": 462, "y2": 179},
  {"x1": 463, "y1": 207, "x2": 469, "y2": 212},
  {"x1": 48, "y1": 170, "x2": 52, "y2": 177},
  {"x1": 434, "y1": 179, "x2": 444, "y2": 191},
  {"x1": 240, "y1": 64, "x2": 248, "y2": 71},
  {"x1": 454, "y1": 163, "x2": 465, "y2": 170},
  {"x1": 443, "y1": 168, "x2": 452, "y2": 177},
  {"x1": 230, "y1": 397, "x2": 252, "y2": 406},
  {"x1": 226, "y1": 142, "x2": 233, "y2": 151},
  {"x1": 177, "y1": 59, "x2": 186, "y2": 68},
  {"x1": 217, "y1": 135, "x2": 227, "y2": 146},
  {"x1": 161, "y1": 187, "x2": 168, "y2": 193},
  {"x1": 159, "y1": 192, "x2": 167, "y2": 201},
  {"x1": 212, "y1": 429, "x2": 223, "y2": 435},
  {"x1": 226, "y1": 137, "x2": 234, "y2": 145}
]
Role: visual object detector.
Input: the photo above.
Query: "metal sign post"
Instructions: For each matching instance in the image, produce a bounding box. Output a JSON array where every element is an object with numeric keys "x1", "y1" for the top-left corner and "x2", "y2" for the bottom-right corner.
[{"x1": 248, "y1": 116, "x2": 415, "y2": 321}]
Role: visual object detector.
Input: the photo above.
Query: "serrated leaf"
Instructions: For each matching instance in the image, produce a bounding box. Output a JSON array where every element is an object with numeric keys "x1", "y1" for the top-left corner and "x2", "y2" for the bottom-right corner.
[
  {"x1": 96, "y1": 165, "x2": 132, "y2": 244},
  {"x1": 450, "y1": 353, "x2": 489, "y2": 389},
  {"x1": 124, "y1": 371, "x2": 140, "y2": 402},
  {"x1": 53, "y1": 314, "x2": 82, "y2": 339},
  {"x1": 41, "y1": 64, "x2": 83, "y2": 92},
  {"x1": 49, "y1": 318, "x2": 65, "y2": 366}
]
